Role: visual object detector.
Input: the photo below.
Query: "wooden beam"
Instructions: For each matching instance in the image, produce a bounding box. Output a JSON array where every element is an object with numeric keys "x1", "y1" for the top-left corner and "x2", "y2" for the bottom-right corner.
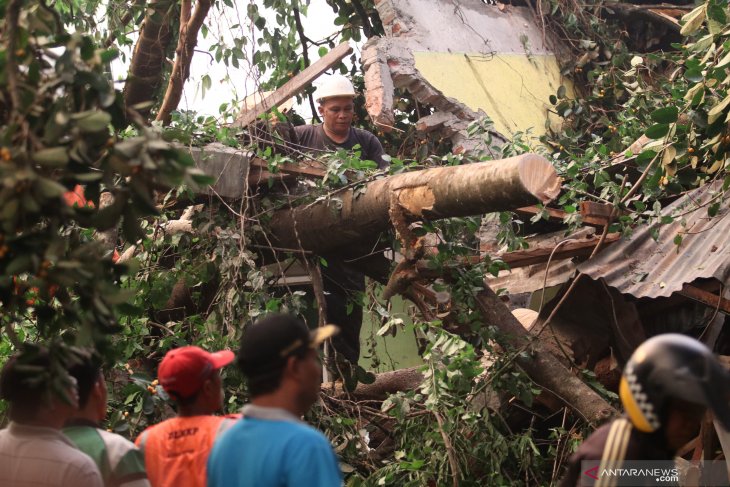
[
  {"x1": 515, "y1": 204, "x2": 613, "y2": 227},
  {"x1": 249, "y1": 156, "x2": 327, "y2": 178},
  {"x1": 498, "y1": 233, "x2": 621, "y2": 269},
  {"x1": 678, "y1": 284, "x2": 730, "y2": 315},
  {"x1": 417, "y1": 233, "x2": 621, "y2": 277},
  {"x1": 247, "y1": 168, "x2": 295, "y2": 187},
  {"x1": 232, "y1": 42, "x2": 353, "y2": 128}
]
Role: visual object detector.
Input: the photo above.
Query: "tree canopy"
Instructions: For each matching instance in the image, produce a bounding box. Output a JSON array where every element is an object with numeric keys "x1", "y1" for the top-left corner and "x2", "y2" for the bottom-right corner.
[{"x1": 1, "y1": 0, "x2": 730, "y2": 484}]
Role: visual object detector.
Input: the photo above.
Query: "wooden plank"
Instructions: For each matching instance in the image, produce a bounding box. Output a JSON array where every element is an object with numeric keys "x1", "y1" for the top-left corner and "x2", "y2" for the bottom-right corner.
[
  {"x1": 580, "y1": 201, "x2": 615, "y2": 222},
  {"x1": 678, "y1": 284, "x2": 730, "y2": 315},
  {"x1": 249, "y1": 156, "x2": 327, "y2": 178},
  {"x1": 232, "y1": 42, "x2": 353, "y2": 128},
  {"x1": 247, "y1": 168, "x2": 295, "y2": 187},
  {"x1": 516, "y1": 205, "x2": 611, "y2": 227},
  {"x1": 497, "y1": 233, "x2": 621, "y2": 269},
  {"x1": 417, "y1": 233, "x2": 621, "y2": 277}
]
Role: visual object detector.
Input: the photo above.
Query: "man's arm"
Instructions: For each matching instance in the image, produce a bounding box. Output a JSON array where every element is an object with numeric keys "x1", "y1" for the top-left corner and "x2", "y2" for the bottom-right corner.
[{"x1": 359, "y1": 129, "x2": 387, "y2": 170}]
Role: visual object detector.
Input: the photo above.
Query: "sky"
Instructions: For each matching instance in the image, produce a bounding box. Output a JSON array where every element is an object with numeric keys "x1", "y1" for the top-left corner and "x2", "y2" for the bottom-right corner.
[{"x1": 111, "y1": 1, "x2": 346, "y2": 121}]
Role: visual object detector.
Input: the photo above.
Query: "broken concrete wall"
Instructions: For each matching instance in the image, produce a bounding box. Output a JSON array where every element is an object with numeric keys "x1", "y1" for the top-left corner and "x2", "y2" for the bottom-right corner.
[{"x1": 364, "y1": 0, "x2": 569, "y2": 154}]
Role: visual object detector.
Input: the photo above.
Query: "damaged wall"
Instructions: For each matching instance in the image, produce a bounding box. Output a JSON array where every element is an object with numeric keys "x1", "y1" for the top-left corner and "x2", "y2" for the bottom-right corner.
[{"x1": 364, "y1": 0, "x2": 570, "y2": 153}]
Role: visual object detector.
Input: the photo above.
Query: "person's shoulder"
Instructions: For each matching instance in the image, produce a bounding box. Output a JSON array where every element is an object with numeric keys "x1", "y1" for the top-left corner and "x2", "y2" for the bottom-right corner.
[
  {"x1": 65, "y1": 441, "x2": 103, "y2": 473},
  {"x1": 135, "y1": 417, "x2": 176, "y2": 443},
  {"x1": 286, "y1": 421, "x2": 332, "y2": 446},
  {"x1": 351, "y1": 126, "x2": 378, "y2": 139},
  {"x1": 572, "y1": 420, "x2": 617, "y2": 460},
  {"x1": 98, "y1": 428, "x2": 139, "y2": 452},
  {"x1": 294, "y1": 124, "x2": 318, "y2": 135}
]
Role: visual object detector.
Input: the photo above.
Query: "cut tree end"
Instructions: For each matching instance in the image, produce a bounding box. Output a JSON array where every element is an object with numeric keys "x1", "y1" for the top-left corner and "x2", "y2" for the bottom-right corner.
[{"x1": 518, "y1": 154, "x2": 561, "y2": 204}]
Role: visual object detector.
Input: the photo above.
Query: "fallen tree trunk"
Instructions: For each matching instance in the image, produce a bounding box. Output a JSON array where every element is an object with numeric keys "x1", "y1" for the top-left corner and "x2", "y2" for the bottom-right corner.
[
  {"x1": 475, "y1": 285, "x2": 616, "y2": 426},
  {"x1": 328, "y1": 366, "x2": 424, "y2": 400},
  {"x1": 269, "y1": 154, "x2": 560, "y2": 254}
]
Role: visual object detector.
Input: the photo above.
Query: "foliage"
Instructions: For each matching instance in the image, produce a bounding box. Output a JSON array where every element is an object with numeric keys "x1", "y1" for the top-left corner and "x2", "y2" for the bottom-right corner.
[
  {"x1": 6, "y1": 0, "x2": 726, "y2": 485},
  {"x1": 540, "y1": 0, "x2": 730, "y2": 237},
  {"x1": 0, "y1": 0, "x2": 204, "y2": 414}
]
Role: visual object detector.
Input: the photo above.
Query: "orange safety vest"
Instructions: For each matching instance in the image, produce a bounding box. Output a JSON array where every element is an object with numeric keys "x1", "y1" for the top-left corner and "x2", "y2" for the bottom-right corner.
[{"x1": 135, "y1": 415, "x2": 238, "y2": 487}]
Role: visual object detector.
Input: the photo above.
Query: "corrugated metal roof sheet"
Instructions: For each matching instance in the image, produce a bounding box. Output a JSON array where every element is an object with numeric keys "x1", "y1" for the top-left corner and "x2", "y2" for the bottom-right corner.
[{"x1": 579, "y1": 182, "x2": 730, "y2": 299}]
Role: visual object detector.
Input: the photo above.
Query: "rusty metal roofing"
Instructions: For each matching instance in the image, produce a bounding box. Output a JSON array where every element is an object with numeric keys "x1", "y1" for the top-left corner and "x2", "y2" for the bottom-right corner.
[{"x1": 579, "y1": 182, "x2": 730, "y2": 299}]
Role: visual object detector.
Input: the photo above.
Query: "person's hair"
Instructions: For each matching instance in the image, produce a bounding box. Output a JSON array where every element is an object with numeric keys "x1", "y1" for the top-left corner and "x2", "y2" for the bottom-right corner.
[
  {"x1": 170, "y1": 389, "x2": 200, "y2": 407},
  {"x1": 68, "y1": 352, "x2": 102, "y2": 409},
  {"x1": 237, "y1": 313, "x2": 310, "y2": 398},
  {"x1": 0, "y1": 348, "x2": 53, "y2": 422},
  {"x1": 245, "y1": 350, "x2": 308, "y2": 398}
]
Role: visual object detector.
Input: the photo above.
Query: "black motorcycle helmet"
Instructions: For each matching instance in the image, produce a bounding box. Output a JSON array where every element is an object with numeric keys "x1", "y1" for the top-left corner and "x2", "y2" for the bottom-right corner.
[{"x1": 619, "y1": 333, "x2": 730, "y2": 432}]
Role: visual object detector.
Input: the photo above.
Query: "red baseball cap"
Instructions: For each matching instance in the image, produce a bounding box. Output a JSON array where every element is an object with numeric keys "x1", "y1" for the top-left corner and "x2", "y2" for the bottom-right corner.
[{"x1": 157, "y1": 346, "x2": 234, "y2": 399}]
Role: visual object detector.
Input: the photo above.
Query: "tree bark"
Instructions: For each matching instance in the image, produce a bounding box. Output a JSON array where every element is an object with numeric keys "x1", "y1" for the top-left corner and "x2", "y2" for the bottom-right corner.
[
  {"x1": 328, "y1": 366, "x2": 424, "y2": 400},
  {"x1": 123, "y1": 0, "x2": 176, "y2": 117},
  {"x1": 475, "y1": 285, "x2": 616, "y2": 426},
  {"x1": 155, "y1": 0, "x2": 212, "y2": 125},
  {"x1": 269, "y1": 154, "x2": 561, "y2": 254}
]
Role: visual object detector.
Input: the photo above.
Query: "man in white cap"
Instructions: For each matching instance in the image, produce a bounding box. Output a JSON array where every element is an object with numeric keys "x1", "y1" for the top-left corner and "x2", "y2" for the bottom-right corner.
[
  {"x1": 292, "y1": 76, "x2": 387, "y2": 371},
  {"x1": 294, "y1": 75, "x2": 387, "y2": 169}
]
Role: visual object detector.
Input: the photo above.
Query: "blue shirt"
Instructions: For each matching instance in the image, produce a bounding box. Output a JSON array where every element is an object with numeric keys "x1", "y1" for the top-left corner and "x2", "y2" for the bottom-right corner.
[{"x1": 207, "y1": 405, "x2": 342, "y2": 487}]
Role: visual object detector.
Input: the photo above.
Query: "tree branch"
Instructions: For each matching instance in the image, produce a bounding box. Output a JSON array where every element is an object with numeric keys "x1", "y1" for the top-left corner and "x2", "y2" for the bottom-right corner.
[
  {"x1": 123, "y1": 0, "x2": 176, "y2": 118},
  {"x1": 350, "y1": 0, "x2": 374, "y2": 38},
  {"x1": 5, "y1": 0, "x2": 23, "y2": 120},
  {"x1": 103, "y1": 0, "x2": 145, "y2": 48},
  {"x1": 155, "y1": 0, "x2": 212, "y2": 124},
  {"x1": 292, "y1": 5, "x2": 321, "y2": 123}
]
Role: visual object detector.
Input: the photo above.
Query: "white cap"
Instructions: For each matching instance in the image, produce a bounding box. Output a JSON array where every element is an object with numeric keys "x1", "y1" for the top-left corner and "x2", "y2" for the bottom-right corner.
[{"x1": 315, "y1": 75, "x2": 356, "y2": 103}]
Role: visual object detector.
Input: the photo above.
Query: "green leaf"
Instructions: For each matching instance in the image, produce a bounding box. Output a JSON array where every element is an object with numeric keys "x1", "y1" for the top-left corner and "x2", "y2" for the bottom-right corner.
[
  {"x1": 716, "y1": 50, "x2": 730, "y2": 69},
  {"x1": 707, "y1": 95, "x2": 730, "y2": 124},
  {"x1": 684, "y1": 83, "x2": 704, "y2": 106},
  {"x1": 76, "y1": 111, "x2": 112, "y2": 133},
  {"x1": 91, "y1": 193, "x2": 126, "y2": 231},
  {"x1": 33, "y1": 147, "x2": 69, "y2": 167},
  {"x1": 201, "y1": 74, "x2": 212, "y2": 98},
  {"x1": 99, "y1": 48, "x2": 119, "y2": 63},
  {"x1": 708, "y1": 202, "x2": 720, "y2": 217},
  {"x1": 679, "y1": 4, "x2": 706, "y2": 36},
  {"x1": 645, "y1": 124, "x2": 669, "y2": 139},
  {"x1": 34, "y1": 178, "x2": 67, "y2": 199},
  {"x1": 684, "y1": 69, "x2": 703, "y2": 83},
  {"x1": 6, "y1": 255, "x2": 33, "y2": 275},
  {"x1": 650, "y1": 106, "x2": 678, "y2": 124}
]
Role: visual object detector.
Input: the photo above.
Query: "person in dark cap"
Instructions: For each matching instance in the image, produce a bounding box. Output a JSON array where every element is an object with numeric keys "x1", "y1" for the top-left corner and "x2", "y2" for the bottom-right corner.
[
  {"x1": 134, "y1": 345, "x2": 236, "y2": 487},
  {"x1": 560, "y1": 333, "x2": 730, "y2": 487},
  {"x1": 0, "y1": 347, "x2": 103, "y2": 487},
  {"x1": 207, "y1": 313, "x2": 343, "y2": 487}
]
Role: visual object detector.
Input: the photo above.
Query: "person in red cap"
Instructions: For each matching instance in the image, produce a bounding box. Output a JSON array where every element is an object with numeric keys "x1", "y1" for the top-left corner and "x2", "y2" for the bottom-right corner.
[{"x1": 134, "y1": 346, "x2": 236, "y2": 487}]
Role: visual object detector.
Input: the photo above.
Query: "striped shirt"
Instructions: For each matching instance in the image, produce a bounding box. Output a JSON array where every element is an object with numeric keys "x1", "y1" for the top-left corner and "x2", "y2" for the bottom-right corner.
[
  {"x1": 65, "y1": 419, "x2": 149, "y2": 487},
  {"x1": 0, "y1": 421, "x2": 103, "y2": 487}
]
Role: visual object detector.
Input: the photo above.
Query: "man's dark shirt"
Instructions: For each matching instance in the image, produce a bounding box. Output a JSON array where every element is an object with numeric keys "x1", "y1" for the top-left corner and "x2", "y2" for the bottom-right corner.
[
  {"x1": 560, "y1": 418, "x2": 674, "y2": 487},
  {"x1": 291, "y1": 123, "x2": 387, "y2": 364},
  {"x1": 293, "y1": 124, "x2": 387, "y2": 169}
]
